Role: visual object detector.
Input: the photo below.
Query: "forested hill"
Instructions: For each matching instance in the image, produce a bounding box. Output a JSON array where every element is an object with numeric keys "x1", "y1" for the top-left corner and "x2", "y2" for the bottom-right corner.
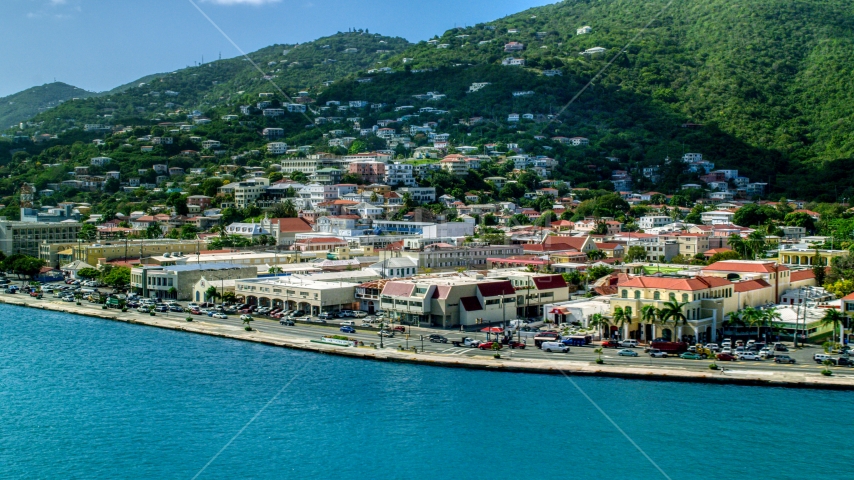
[
  {"x1": 388, "y1": 0, "x2": 854, "y2": 191},
  {"x1": 0, "y1": 82, "x2": 95, "y2": 129},
  {"x1": 10, "y1": 31, "x2": 410, "y2": 135}
]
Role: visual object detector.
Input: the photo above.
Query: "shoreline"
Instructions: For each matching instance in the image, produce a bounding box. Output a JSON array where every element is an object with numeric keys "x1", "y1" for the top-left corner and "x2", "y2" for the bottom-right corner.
[{"x1": 4, "y1": 296, "x2": 853, "y2": 391}]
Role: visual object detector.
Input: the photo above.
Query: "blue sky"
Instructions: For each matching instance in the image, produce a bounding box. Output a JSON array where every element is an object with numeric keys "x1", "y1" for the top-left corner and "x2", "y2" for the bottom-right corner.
[{"x1": 0, "y1": 0, "x2": 556, "y2": 97}]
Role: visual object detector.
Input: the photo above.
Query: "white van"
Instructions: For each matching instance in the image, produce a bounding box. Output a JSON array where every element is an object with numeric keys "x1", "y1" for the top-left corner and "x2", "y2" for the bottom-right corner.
[{"x1": 541, "y1": 341, "x2": 569, "y2": 353}]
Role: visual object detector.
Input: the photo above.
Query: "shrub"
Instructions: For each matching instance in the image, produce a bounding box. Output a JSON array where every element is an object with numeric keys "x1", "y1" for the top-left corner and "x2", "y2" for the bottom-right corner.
[{"x1": 708, "y1": 363, "x2": 719, "y2": 370}]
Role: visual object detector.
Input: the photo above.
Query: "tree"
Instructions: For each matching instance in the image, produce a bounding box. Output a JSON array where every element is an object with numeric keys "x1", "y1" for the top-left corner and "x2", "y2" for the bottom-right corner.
[
  {"x1": 221, "y1": 291, "x2": 236, "y2": 304},
  {"x1": 812, "y1": 250, "x2": 827, "y2": 286},
  {"x1": 290, "y1": 171, "x2": 308, "y2": 183},
  {"x1": 587, "y1": 265, "x2": 613, "y2": 281},
  {"x1": 740, "y1": 307, "x2": 763, "y2": 340},
  {"x1": 724, "y1": 311, "x2": 744, "y2": 339},
  {"x1": 784, "y1": 211, "x2": 816, "y2": 232},
  {"x1": 167, "y1": 193, "x2": 189, "y2": 216},
  {"x1": 205, "y1": 285, "x2": 219, "y2": 302},
  {"x1": 612, "y1": 306, "x2": 632, "y2": 339},
  {"x1": 588, "y1": 313, "x2": 608, "y2": 340},
  {"x1": 727, "y1": 234, "x2": 749, "y2": 259},
  {"x1": 625, "y1": 245, "x2": 647, "y2": 263},
  {"x1": 825, "y1": 279, "x2": 854, "y2": 298},
  {"x1": 745, "y1": 231, "x2": 768, "y2": 259},
  {"x1": 145, "y1": 222, "x2": 163, "y2": 239},
  {"x1": 78, "y1": 223, "x2": 97, "y2": 242},
  {"x1": 820, "y1": 308, "x2": 847, "y2": 347},
  {"x1": 641, "y1": 305, "x2": 660, "y2": 340},
  {"x1": 708, "y1": 250, "x2": 741, "y2": 263},
  {"x1": 659, "y1": 301, "x2": 688, "y2": 339},
  {"x1": 102, "y1": 266, "x2": 130, "y2": 289},
  {"x1": 586, "y1": 250, "x2": 606, "y2": 262},
  {"x1": 77, "y1": 268, "x2": 100, "y2": 280}
]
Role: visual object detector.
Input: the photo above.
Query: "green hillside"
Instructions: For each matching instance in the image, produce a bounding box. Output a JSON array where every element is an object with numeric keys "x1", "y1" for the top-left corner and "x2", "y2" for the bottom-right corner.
[
  {"x1": 9, "y1": 31, "x2": 410, "y2": 135},
  {"x1": 384, "y1": 0, "x2": 854, "y2": 197},
  {"x1": 0, "y1": 82, "x2": 96, "y2": 129}
]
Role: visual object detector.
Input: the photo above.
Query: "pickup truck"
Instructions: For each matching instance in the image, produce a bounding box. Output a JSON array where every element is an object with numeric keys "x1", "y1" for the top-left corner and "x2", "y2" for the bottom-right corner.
[{"x1": 452, "y1": 337, "x2": 481, "y2": 348}]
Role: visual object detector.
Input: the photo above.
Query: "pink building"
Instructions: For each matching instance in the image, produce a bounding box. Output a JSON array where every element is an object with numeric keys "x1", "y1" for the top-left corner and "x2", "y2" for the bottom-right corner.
[{"x1": 348, "y1": 161, "x2": 386, "y2": 184}]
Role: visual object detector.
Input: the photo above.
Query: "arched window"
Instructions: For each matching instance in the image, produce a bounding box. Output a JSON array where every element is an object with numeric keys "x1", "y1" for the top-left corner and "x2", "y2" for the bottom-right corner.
[
  {"x1": 634, "y1": 290, "x2": 641, "y2": 299},
  {"x1": 682, "y1": 293, "x2": 688, "y2": 302},
  {"x1": 669, "y1": 293, "x2": 676, "y2": 301},
  {"x1": 621, "y1": 290, "x2": 628, "y2": 299},
  {"x1": 654, "y1": 291, "x2": 660, "y2": 300}
]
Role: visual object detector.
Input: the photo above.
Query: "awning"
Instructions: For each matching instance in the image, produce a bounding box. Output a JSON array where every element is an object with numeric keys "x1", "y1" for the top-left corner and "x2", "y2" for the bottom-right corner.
[
  {"x1": 549, "y1": 307, "x2": 569, "y2": 314},
  {"x1": 480, "y1": 327, "x2": 504, "y2": 333}
]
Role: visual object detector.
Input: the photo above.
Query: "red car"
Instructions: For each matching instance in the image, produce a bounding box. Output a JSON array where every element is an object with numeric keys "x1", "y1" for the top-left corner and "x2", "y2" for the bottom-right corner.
[
  {"x1": 507, "y1": 341, "x2": 526, "y2": 349},
  {"x1": 716, "y1": 353, "x2": 737, "y2": 361},
  {"x1": 190, "y1": 308, "x2": 202, "y2": 315},
  {"x1": 602, "y1": 340, "x2": 621, "y2": 348},
  {"x1": 392, "y1": 326, "x2": 406, "y2": 333},
  {"x1": 478, "y1": 342, "x2": 503, "y2": 350}
]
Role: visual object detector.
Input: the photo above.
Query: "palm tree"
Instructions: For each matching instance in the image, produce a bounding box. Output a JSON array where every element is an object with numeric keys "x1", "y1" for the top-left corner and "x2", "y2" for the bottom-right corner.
[
  {"x1": 586, "y1": 250, "x2": 606, "y2": 262},
  {"x1": 740, "y1": 307, "x2": 762, "y2": 340},
  {"x1": 760, "y1": 308, "x2": 782, "y2": 343},
  {"x1": 205, "y1": 285, "x2": 219, "y2": 302},
  {"x1": 723, "y1": 311, "x2": 743, "y2": 340},
  {"x1": 588, "y1": 313, "x2": 608, "y2": 340},
  {"x1": 746, "y1": 231, "x2": 767, "y2": 260},
  {"x1": 727, "y1": 234, "x2": 749, "y2": 259},
  {"x1": 659, "y1": 301, "x2": 688, "y2": 342},
  {"x1": 821, "y1": 309, "x2": 847, "y2": 346},
  {"x1": 612, "y1": 306, "x2": 631, "y2": 340},
  {"x1": 641, "y1": 305, "x2": 660, "y2": 342}
]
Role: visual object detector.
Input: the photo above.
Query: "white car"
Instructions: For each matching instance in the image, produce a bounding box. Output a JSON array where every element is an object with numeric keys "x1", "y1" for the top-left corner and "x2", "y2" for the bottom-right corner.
[
  {"x1": 240, "y1": 314, "x2": 253, "y2": 322},
  {"x1": 720, "y1": 348, "x2": 733, "y2": 356},
  {"x1": 759, "y1": 348, "x2": 774, "y2": 359},
  {"x1": 649, "y1": 349, "x2": 668, "y2": 358},
  {"x1": 705, "y1": 344, "x2": 720, "y2": 352},
  {"x1": 738, "y1": 352, "x2": 762, "y2": 361},
  {"x1": 212, "y1": 313, "x2": 228, "y2": 319}
]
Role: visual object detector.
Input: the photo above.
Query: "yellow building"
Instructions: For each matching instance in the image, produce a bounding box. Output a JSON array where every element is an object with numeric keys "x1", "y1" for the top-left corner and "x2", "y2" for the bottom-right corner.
[{"x1": 778, "y1": 248, "x2": 847, "y2": 267}]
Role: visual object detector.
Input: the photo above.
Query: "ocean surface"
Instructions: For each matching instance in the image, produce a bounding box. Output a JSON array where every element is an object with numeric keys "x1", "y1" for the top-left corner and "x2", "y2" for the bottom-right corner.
[{"x1": 1, "y1": 304, "x2": 852, "y2": 480}]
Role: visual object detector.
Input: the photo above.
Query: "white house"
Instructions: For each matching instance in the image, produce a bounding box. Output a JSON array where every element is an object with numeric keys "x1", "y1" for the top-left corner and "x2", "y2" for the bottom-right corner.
[
  {"x1": 577, "y1": 26, "x2": 593, "y2": 35},
  {"x1": 700, "y1": 210, "x2": 736, "y2": 225}
]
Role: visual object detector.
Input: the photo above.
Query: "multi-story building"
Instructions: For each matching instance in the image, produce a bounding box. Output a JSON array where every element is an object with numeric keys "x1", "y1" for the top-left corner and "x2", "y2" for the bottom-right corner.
[
  {"x1": 384, "y1": 162, "x2": 416, "y2": 187},
  {"x1": 396, "y1": 187, "x2": 436, "y2": 204},
  {"x1": 659, "y1": 232, "x2": 710, "y2": 258},
  {"x1": 234, "y1": 276, "x2": 360, "y2": 316},
  {"x1": 348, "y1": 161, "x2": 386, "y2": 183},
  {"x1": 638, "y1": 216, "x2": 674, "y2": 231},
  {"x1": 379, "y1": 276, "x2": 517, "y2": 327},
  {"x1": 267, "y1": 142, "x2": 288, "y2": 155},
  {"x1": 0, "y1": 220, "x2": 82, "y2": 257},
  {"x1": 218, "y1": 178, "x2": 270, "y2": 209},
  {"x1": 61, "y1": 239, "x2": 206, "y2": 267},
  {"x1": 388, "y1": 244, "x2": 523, "y2": 271},
  {"x1": 131, "y1": 263, "x2": 256, "y2": 301}
]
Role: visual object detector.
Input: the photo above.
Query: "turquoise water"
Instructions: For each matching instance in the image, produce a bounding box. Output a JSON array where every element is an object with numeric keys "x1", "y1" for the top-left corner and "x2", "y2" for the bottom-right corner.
[{"x1": 1, "y1": 304, "x2": 852, "y2": 480}]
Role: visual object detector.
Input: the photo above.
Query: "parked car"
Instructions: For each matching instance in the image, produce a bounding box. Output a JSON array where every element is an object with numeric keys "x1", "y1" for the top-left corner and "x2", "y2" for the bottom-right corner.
[
  {"x1": 834, "y1": 357, "x2": 854, "y2": 367},
  {"x1": 189, "y1": 308, "x2": 201, "y2": 315},
  {"x1": 212, "y1": 313, "x2": 228, "y2": 319},
  {"x1": 507, "y1": 341, "x2": 527, "y2": 349},
  {"x1": 705, "y1": 344, "x2": 720, "y2": 352},
  {"x1": 353, "y1": 311, "x2": 367, "y2": 318},
  {"x1": 618, "y1": 340, "x2": 639, "y2": 348},
  {"x1": 239, "y1": 314, "x2": 253, "y2": 322},
  {"x1": 340, "y1": 320, "x2": 356, "y2": 326},
  {"x1": 478, "y1": 342, "x2": 502, "y2": 350},
  {"x1": 338, "y1": 310, "x2": 354, "y2": 318},
  {"x1": 377, "y1": 330, "x2": 395, "y2": 337},
  {"x1": 155, "y1": 305, "x2": 169, "y2": 313},
  {"x1": 738, "y1": 352, "x2": 762, "y2": 361},
  {"x1": 318, "y1": 312, "x2": 334, "y2": 320},
  {"x1": 649, "y1": 349, "x2": 668, "y2": 358},
  {"x1": 601, "y1": 340, "x2": 620, "y2": 348},
  {"x1": 774, "y1": 355, "x2": 796, "y2": 364},
  {"x1": 392, "y1": 326, "x2": 406, "y2": 333},
  {"x1": 340, "y1": 326, "x2": 356, "y2": 334},
  {"x1": 429, "y1": 335, "x2": 448, "y2": 343},
  {"x1": 279, "y1": 319, "x2": 295, "y2": 326},
  {"x1": 169, "y1": 306, "x2": 184, "y2": 312},
  {"x1": 716, "y1": 353, "x2": 737, "y2": 361},
  {"x1": 618, "y1": 349, "x2": 639, "y2": 357},
  {"x1": 680, "y1": 352, "x2": 703, "y2": 360},
  {"x1": 759, "y1": 348, "x2": 774, "y2": 359},
  {"x1": 814, "y1": 353, "x2": 832, "y2": 363}
]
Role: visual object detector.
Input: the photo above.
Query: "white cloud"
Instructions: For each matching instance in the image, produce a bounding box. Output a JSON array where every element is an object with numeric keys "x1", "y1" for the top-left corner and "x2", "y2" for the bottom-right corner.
[
  {"x1": 50, "y1": 0, "x2": 68, "y2": 5},
  {"x1": 201, "y1": 0, "x2": 281, "y2": 5}
]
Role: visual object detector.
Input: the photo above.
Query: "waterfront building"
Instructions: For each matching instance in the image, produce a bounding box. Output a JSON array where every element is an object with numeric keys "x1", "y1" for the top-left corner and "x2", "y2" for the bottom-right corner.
[
  {"x1": 234, "y1": 276, "x2": 360, "y2": 315},
  {"x1": 0, "y1": 220, "x2": 82, "y2": 257},
  {"x1": 131, "y1": 263, "x2": 257, "y2": 301}
]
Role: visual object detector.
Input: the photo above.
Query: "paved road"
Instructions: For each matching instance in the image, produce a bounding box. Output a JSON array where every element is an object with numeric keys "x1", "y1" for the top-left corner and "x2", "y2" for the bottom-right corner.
[{"x1": 29, "y1": 295, "x2": 853, "y2": 379}]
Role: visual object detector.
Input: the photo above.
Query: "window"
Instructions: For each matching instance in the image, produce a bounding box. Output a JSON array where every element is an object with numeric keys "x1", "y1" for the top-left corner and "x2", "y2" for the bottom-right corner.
[
  {"x1": 622, "y1": 290, "x2": 628, "y2": 299},
  {"x1": 682, "y1": 293, "x2": 688, "y2": 302},
  {"x1": 634, "y1": 290, "x2": 641, "y2": 299},
  {"x1": 653, "y1": 291, "x2": 660, "y2": 300}
]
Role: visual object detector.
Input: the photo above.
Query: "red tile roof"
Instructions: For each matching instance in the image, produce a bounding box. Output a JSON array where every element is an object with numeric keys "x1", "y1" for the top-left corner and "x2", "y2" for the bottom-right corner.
[
  {"x1": 270, "y1": 217, "x2": 313, "y2": 233},
  {"x1": 460, "y1": 296, "x2": 483, "y2": 311},
  {"x1": 477, "y1": 281, "x2": 515, "y2": 297},
  {"x1": 618, "y1": 276, "x2": 733, "y2": 291},
  {"x1": 381, "y1": 282, "x2": 415, "y2": 297},
  {"x1": 703, "y1": 261, "x2": 789, "y2": 273},
  {"x1": 733, "y1": 279, "x2": 772, "y2": 292},
  {"x1": 790, "y1": 269, "x2": 817, "y2": 282},
  {"x1": 296, "y1": 237, "x2": 346, "y2": 245},
  {"x1": 532, "y1": 275, "x2": 568, "y2": 290}
]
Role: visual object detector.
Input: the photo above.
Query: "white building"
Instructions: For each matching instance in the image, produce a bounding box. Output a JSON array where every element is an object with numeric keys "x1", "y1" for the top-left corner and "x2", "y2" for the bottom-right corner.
[
  {"x1": 700, "y1": 210, "x2": 736, "y2": 225},
  {"x1": 638, "y1": 216, "x2": 674, "y2": 231},
  {"x1": 267, "y1": 142, "x2": 288, "y2": 155},
  {"x1": 385, "y1": 162, "x2": 417, "y2": 187},
  {"x1": 576, "y1": 26, "x2": 593, "y2": 35}
]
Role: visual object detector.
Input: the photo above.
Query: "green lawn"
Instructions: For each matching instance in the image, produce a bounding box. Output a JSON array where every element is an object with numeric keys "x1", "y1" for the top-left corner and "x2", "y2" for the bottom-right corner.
[{"x1": 642, "y1": 266, "x2": 682, "y2": 275}]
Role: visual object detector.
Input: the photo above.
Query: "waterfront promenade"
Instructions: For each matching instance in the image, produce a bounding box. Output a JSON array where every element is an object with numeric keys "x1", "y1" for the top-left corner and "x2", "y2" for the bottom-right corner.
[{"x1": 4, "y1": 293, "x2": 854, "y2": 390}]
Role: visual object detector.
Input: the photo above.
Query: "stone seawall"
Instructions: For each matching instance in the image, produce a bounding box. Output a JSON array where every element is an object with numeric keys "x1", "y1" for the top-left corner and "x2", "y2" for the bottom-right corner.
[{"x1": 4, "y1": 296, "x2": 853, "y2": 391}]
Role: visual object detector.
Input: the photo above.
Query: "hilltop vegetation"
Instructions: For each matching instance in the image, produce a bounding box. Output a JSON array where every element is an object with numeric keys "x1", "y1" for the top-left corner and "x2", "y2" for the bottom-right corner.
[
  {"x1": 3, "y1": 0, "x2": 854, "y2": 201},
  {"x1": 0, "y1": 82, "x2": 95, "y2": 129}
]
